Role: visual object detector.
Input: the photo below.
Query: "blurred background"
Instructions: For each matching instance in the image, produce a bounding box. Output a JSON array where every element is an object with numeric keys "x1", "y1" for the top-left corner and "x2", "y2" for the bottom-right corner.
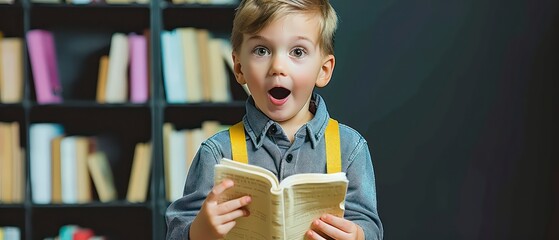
[{"x1": 320, "y1": 0, "x2": 558, "y2": 239}]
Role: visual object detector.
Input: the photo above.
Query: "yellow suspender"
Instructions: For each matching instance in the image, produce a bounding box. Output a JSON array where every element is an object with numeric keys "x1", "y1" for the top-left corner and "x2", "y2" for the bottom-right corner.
[
  {"x1": 229, "y1": 119, "x2": 341, "y2": 173},
  {"x1": 229, "y1": 122, "x2": 249, "y2": 164},
  {"x1": 324, "y1": 118, "x2": 342, "y2": 173}
]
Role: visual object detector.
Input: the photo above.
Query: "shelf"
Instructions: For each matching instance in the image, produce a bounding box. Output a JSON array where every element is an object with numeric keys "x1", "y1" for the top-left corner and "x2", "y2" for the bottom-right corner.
[
  {"x1": 161, "y1": 2, "x2": 238, "y2": 9},
  {"x1": 30, "y1": 4, "x2": 150, "y2": 30},
  {"x1": 164, "y1": 100, "x2": 245, "y2": 108},
  {"x1": 30, "y1": 101, "x2": 151, "y2": 108},
  {"x1": 162, "y1": 4, "x2": 235, "y2": 32},
  {"x1": 31, "y1": 201, "x2": 150, "y2": 208},
  {"x1": 30, "y1": 2, "x2": 150, "y2": 9},
  {"x1": 2, "y1": 2, "x2": 242, "y2": 239},
  {"x1": 0, "y1": 204, "x2": 25, "y2": 209},
  {"x1": 165, "y1": 101, "x2": 245, "y2": 127},
  {"x1": 0, "y1": 4, "x2": 24, "y2": 37}
]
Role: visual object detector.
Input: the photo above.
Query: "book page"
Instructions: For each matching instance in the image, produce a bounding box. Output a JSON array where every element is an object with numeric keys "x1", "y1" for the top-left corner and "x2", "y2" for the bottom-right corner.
[
  {"x1": 215, "y1": 164, "x2": 283, "y2": 240},
  {"x1": 282, "y1": 180, "x2": 348, "y2": 239}
]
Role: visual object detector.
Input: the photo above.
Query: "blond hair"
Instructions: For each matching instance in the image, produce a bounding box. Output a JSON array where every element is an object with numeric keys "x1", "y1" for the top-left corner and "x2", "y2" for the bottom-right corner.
[{"x1": 231, "y1": 0, "x2": 338, "y2": 55}]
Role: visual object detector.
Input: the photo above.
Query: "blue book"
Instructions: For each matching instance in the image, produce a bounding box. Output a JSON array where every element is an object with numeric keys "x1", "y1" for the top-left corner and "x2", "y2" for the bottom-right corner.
[
  {"x1": 29, "y1": 123, "x2": 64, "y2": 204},
  {"x1": 161, "y1": 30, "x2": 187, "y2": 103}
]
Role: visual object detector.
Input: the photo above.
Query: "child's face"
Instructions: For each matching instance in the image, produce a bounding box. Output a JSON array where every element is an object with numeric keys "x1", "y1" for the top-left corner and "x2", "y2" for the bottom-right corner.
[{"x1": 233, "y1": 12, "x2": 335, "y2": 124}]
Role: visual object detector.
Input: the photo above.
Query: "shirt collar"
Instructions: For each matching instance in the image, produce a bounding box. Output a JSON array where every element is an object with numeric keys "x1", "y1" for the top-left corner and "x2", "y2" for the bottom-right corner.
[{"x1": 243, "y1": 92, "x2": 330, "y2": 149}]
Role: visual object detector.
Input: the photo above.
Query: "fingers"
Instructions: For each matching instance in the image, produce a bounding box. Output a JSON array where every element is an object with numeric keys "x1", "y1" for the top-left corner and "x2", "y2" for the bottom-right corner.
[
  {"x1": 217, "y1": 195, "x2": 252, "y2": 215},
  {"x1": 306, "y1": 229, "x2": 328, "y2": 240},
  {"x1": 309, "y1": 214, "x2": 359, "y2": 240},
  {"x1": 319, "y1": 214, "x2": 356, "y2": 233},
  {"x1": 207, "y1": 179, "x2": 235, "y2": 202},
  {"x1": 218, "y1": 207, "x2": 250, "y2": 223}
]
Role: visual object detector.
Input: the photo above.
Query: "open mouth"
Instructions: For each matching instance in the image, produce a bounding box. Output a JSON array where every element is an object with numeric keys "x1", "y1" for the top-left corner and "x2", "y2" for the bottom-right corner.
[{"x1": 268, "y1": 87, "x2": 291, "y2": 100}]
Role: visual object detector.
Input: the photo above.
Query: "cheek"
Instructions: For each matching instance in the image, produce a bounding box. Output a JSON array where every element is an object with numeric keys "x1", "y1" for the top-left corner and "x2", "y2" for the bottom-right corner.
[
  {"x1": 243, "y1": 61, "x2": 268, "y2": 81},
  {"x1": 292, "y1": 65, "x2": 320, "y2": 88}
]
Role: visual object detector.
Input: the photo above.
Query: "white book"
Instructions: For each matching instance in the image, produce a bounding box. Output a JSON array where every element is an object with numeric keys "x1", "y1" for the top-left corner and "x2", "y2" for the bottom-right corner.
[
  {"x1": 169, "y1": 129, "x2": 187, "y2": 201},
  {"x1": 61, "y1": 136, "x2": 78, "y2": 204},
  {"x1": 30, "y1": 123, "x2": 64, "y2": 204},
  {"x1": 105, "y1": 33, "x2": 129, "y2": 103},
  {"x1": 2, "y1": 226, "x2": 21, "y2": 240},
  {"x1": 215, "y1": 158, "x2": 348, "y2": 239}
]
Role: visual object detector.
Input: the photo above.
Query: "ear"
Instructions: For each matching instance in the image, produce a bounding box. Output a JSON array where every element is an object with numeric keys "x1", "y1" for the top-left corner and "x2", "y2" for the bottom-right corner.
[
  {"x1": 315, "y1": 54, "x2": 335, "y2": 88},
  {"x1": 232, "y1": 51, "x2": 246, "y2": 85}
]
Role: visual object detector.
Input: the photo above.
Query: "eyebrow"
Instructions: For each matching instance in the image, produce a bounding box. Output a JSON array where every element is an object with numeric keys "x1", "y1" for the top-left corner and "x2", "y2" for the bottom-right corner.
[{"x1": 247, "y1": 35, "x2": 316, "y2": 45}]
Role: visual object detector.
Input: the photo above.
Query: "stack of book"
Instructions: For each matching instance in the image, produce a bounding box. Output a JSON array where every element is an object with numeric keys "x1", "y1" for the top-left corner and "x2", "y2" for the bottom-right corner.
[
  {"x1": 29, "y1": 123, "x2": 152, "y2": 204},
  {"x1": 27, "y1": 29, "x2": 150, "y2": 104},
  {"x1": 163, "y1": 121, "x2": 228, "y2": 201},
  {"x1": 161, "y1": 28, "x2": 239, "y2": 104},
  {"x1": 96, "y1": 31, "x2": 150, "y2": 104}
]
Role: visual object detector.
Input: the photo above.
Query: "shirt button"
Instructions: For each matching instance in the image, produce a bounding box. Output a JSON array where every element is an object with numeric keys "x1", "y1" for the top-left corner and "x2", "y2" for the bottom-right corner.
[
  {"x1": 286, "y1": 154, "x2": 293, "y2": 163},
  {"x1": 269, "y1": 125, "x2": 277, "y2": 134}
]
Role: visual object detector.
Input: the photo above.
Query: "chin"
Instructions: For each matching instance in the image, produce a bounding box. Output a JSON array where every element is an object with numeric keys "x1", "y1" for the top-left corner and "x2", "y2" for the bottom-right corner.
[{"x1": 264, "y1": 110, "x2": 292, "y2": 123}]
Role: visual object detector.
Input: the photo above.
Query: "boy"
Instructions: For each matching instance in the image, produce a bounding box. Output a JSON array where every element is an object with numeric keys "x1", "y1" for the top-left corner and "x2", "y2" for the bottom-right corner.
[{"x1": 166, "y1": 0, "x2": 383, "y2": 239}]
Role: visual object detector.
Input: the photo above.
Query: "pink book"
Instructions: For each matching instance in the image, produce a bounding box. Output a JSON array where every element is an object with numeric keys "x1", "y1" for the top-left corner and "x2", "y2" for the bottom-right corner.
[
  {"x1": 26, "y1": 30, "x2": 62, "y2": 104},
  {"x1": 128, "y1": 33, "x2": 148, "y2": 103}
]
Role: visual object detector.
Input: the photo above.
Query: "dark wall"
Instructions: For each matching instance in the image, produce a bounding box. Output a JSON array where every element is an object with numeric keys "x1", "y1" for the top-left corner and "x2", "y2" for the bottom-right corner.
[{"x1": 320, "y1": 1, "x2": 559, "y2": 239}]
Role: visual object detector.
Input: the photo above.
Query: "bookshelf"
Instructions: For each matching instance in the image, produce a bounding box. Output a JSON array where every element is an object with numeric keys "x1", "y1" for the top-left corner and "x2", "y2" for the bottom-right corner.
[{"x1": 0, "y1": 0, "x2": 245, "y2": 239}]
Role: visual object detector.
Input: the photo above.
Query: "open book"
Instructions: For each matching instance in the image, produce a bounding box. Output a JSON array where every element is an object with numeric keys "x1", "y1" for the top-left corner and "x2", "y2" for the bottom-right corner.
[{"x1": 214, "y1": 158, "x2": 348, "y2": 240}]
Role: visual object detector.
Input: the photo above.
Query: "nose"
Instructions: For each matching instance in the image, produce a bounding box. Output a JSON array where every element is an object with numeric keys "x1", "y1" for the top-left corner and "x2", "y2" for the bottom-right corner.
[{"x1": 268, "y1": 54, "x2": 287, "y2": 77}]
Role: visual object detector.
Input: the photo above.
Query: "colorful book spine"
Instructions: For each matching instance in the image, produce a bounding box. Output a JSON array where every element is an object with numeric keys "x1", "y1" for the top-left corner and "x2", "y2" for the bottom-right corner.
[
  {"x1": 105, "y1": 33, "x2": 129, "y2": 103},
  {"x1": 161, "y1": 30, "x2": 187, "y2": 103},
  {"x1": 26, "y1": 30, "x2": 63, "y2": 104},
  {"x1": 128, "y1": 33, "x2": 149, "y2": 103},
  {"x1": 30, "y1": 123, "x2": 64, "y2": 204}
]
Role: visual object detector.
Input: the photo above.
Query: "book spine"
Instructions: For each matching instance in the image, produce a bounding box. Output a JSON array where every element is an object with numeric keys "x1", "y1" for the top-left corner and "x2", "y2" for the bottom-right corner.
[
  {"x1": 128, "y1": 34, "x2": 148, "y2": 103},
  {"x1": 30, "y1": 123, "x2": 64, "y2": 204},
  {"x1": 26, "y1": 30, "x2": 62, "y2": 104},
  {"x1": 105, "y1": 33, "x2": 129, "y2": 103},
  {"x1": 161, "y1": 31, "x2": 187, "y2": 103}
]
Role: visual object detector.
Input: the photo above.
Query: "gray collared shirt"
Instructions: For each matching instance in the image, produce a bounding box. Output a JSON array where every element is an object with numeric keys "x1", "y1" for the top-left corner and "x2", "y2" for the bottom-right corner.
[{"x1": 166, "y1": 93, "x2": 383, "y2": 239}]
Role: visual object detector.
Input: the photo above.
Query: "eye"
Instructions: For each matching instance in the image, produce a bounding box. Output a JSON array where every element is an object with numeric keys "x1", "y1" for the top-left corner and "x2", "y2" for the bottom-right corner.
[
  {"x1": 252, "y1": 46, "x2": 270, "y2": 57},
  {"x1": 290, "y1": 47, "x2": 307, "y2": 58}
]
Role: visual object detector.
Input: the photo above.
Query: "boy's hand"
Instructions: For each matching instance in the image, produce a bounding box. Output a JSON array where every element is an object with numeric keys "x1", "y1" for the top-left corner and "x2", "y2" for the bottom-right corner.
[
  {"x1": 306, "y1": 214, "x2": 365, "y2": 240},
  {"x1": 190, "y1": 179, "x2": 252, "y2": 240}
]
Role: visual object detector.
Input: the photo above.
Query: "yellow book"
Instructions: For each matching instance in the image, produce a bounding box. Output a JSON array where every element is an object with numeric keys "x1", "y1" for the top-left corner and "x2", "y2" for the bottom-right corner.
[
  {"x1": 75, "y1": 137, "x2": 92, "y2": 203},
  {"x1": 196, "y1": 29, "x2": 212, "y2": 101},
  {"x1": 51, "y1": 136, "x2": 64, "y2": 203},
  {"x1": 96, "y1": 55, "x2": 109, "y2": 103},
  {"x1": 163, "y1": 123, "x2": 173, "y2": 201},
  {"x1": 178, "y1": 28, "x2": 202, "y2": 103},
  {"x1": 208, "y1": 39, "x2": 230, "y2": 102},
  {"x1": 87, "y1": 152, "x2": 117, "y2": 202},
  {"x1": 8, "y1": 122, "x2": 20, "y2": 203},
  {"x1": 0, "y1": 122, "x2": 13, "y2": 203},
  {"x1": 13, "y1": 148, "x2": 25, "y2": 203},
  {"x1": 215, "y1": 158, "x2": 348, "y2": 240},
  {"x1": 0, "y1": 38, "x2": 24, "y2": 103},
  {"x1": 126, "y1": 142, "x2": 152, "y2": 202}
]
